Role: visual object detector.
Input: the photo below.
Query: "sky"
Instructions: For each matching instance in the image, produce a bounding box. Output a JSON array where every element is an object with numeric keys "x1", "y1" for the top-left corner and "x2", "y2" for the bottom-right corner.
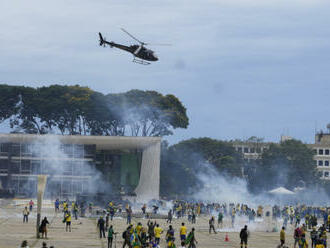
[{"x1": 1, "y1": 0, "x2": 330, "y2": 144}]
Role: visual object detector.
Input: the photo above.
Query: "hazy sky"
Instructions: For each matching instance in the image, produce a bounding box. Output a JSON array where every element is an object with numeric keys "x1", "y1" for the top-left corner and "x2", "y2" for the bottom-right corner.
[{"x1": 1, "y1": 0, "x2": 330, "y2": 144}]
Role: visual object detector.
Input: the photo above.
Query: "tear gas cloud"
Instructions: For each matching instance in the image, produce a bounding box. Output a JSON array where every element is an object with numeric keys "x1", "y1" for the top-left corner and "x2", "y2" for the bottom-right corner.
[
  {"x1": 29, "y1": 135, "x2": 111, "y2": 198},
  {"x1": 191, "y1": 161, "x2": 330, "y2": 206}
]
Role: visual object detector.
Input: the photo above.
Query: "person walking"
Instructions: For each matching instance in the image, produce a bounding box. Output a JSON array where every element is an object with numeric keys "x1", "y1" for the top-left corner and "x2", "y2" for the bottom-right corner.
[
  {"x1": 54, "y1": 199, "x2": 60, "y2": 213},
  {"x1": 108, "y1": 225, "x2": 116, "y2": 248},
  {"x1": 64, "y1": 212, "x2": 72, "y2": 232},
  {"x1": 40, "y1": 217, "x2": 49, "y2": 239},
  {"x1": 239, "y1": 225, "x2": 249, "y2": 248},
  {"x1": 185, "y1": 228, "x2": 198, "y2": 248},
  {"x1": 23, "y1": 206, "x2": 29, "y2": 223},
  {"x1": 29, "y1": 200, "x2": 34, "y2": 212},
  {"x1": 180, "y1": 223, "x2": 187, "y2": 242},
  {"x1": 154, "y1": 224, "x2": 163, "y2": 245},
  {"x1": 97, "y1": 216, "x2": 106, "y2": 238},
  {"x1": 280, "y1": 226, "x2": 286, "y2": 246},
  {"x1": 209, "y1": 216, "x2": 217, "y2": 234},
  {"x1": 217, "y1": 211, "x2": 223, "y2": 228},
  {"x1": 126, "y1": 207, "x2": 132, "y2": 225},
  {"x1": 167, "y1": 210, "x2": 173, "y2": 224}
]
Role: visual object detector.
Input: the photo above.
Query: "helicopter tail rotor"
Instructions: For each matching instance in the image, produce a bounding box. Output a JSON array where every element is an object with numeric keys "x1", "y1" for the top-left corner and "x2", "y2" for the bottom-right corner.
[{"x1": 98, "y1": 32, "x2": 106, "y2": 47}]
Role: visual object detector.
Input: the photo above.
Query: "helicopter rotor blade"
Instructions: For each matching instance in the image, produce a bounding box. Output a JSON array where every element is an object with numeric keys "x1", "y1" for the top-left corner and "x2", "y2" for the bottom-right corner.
[
  {"x1": 121, "y1": 28, "x2": 144, "y2": 45},
  {"x1": 144, "y1": 43, "x2": 172, "y2": 46}
]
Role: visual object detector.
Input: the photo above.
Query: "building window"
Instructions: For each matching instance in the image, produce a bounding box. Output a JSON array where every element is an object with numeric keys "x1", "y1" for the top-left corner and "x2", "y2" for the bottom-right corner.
[
  {"x1": 237, "y1": 147, "x2": 242, "y2": 153},
  {"x1": 325, "y1": 161, "x2": 329, "y2": 166},
  {"x1": 326, "y1": 149, "x2": 330, "y2": 155},
  {"x1": 313, "y1": 149, "x2": 317, "y2": 155},
  {"x1": 318, "y1": 160, "x2": 323, "y2": 166},
  {"x1": 256, "y1": 148, "x2": 261, "y2": 153},
  {"x1": 325, "y1": 171, "x2": 329, "y2": 177},
  {"x1": 250, "y1": 148, "x2": 255, "y2": 153},
  {"x1": 244, "y1": 147, "x2": 249, "y2": 153},
  {"x1": 319, "y1": 149, "x2": 324, "y2": 155}
]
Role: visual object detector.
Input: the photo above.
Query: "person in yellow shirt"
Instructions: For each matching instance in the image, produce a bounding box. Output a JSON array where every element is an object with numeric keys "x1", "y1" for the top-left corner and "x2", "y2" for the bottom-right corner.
[
  {"x1": 65, "y1": 212, "x2": 72, "y2": 232},
  {"x1": 135, "y1": 222, "x2": 142, "y2": 236},
  {"x1": 180, "y1": 222, "x2": 187, "y2": 241},
  {"x1": 280, "y1": 226, "x2": 285, "y2": 246},
  {"x1": 154, "y1": 224, "x2": 163, "y2": 245}
]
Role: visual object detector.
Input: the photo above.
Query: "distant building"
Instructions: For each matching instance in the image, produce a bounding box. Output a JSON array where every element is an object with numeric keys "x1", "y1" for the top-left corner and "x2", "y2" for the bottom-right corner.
[
  {"x1": 231, "y1": 140, "x2": 270, "y2": 163},
  {"x1": 0, "y1": 134, "x2": 161, "y2": 200},
  {"x1": 309, "y1": 132, "x2": 330, "y2": 180}
]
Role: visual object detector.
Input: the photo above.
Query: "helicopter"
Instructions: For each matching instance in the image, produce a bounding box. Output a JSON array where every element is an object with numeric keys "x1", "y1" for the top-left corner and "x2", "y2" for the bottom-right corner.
[{"x1": 98, "y1": 28, "x2": 170, "y2": 65}]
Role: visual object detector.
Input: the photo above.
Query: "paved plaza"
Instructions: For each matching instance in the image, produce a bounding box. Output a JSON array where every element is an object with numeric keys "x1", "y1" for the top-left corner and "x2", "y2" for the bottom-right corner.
[{"x1": 0, "y1": 202, "x2": 329, "y2": 248}]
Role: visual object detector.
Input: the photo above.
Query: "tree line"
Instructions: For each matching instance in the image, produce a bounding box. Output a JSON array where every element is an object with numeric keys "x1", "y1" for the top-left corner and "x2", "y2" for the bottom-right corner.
[
  {"x1": 160, "y1": 137, "x2": 319, "y2": 198},
  {"x1": 0, "y1": 84, "x2": 189, "y2": 136}
]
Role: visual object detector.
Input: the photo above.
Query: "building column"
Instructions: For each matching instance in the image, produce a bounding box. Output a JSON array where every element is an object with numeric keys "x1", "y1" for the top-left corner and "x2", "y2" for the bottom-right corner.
[{"x1": 134, "y1": 141, "x2": 160, "y2": 201}]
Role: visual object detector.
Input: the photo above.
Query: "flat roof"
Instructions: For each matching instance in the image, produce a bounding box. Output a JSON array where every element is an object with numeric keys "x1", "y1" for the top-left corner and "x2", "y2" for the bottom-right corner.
[{"x1": 0, "y1": 133, "x2": 161, "y2": 150}]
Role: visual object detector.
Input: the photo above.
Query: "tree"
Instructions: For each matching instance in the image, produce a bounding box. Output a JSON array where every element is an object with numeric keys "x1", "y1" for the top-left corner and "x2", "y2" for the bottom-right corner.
[
  {"x1": 160, "y1": 137, "x2": 244, "y2": 197},
  {"x1": 248, "y1": 139, "x2": 317, "y2": 193},
  {"x1": 106, "y1": 90, "x2": 189, "y2": 136}
]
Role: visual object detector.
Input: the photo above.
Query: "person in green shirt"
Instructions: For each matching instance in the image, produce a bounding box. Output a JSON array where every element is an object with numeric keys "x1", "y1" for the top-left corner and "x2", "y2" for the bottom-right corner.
[
  {"x1": 108, "y1": 225, "x2": 117, "y2": 248},
  {"x1": 218, "y1": 212, "x2": 223, "y2": 228}
]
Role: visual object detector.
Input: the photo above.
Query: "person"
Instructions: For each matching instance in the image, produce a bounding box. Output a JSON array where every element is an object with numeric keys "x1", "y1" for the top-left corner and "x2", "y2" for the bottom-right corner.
[
  {"x1": 108, "y1": 225, "x2": 116, "y2": 248},
  {"x1": 209, "y1": 216, "x2": 217, "y2": 234},
  {"x1": 40, "y1": 217, "x2": 49, "y2": 239},
  {"x1": 54, "y1": 199, "x2": 59, "y2": 213},
  {"x1": 142, "y1": 204, "x2": 147, "y2": 215},
  {"x1": 147, "y1": 221, "x2": 156, "y2": 242},
  {"x1": 166, "y1": 225, "x2": 175, "y2": 244},
  {"x1": 64, "y1": 212, "x2": 72, "y2": 232},
  {"x1": 180, "y1": 223, "x2": 187, "y2": 241},
  {"x1": 126, "y1": 206, "x2": 132, "y2": 225},
  {"x1": 106, "y1": 214, "x2": 110, "y2": 230},
  {"x1": 311, "y1": 227, "x2": 318, "y2": 248},
  {"x1": 280, "y1": 226, "x2": 286, "y2": 246},
  {"x1": 109, "y1": 206, "x2": 115, "y2": 221},
  {"x1": 73, "y1": 203, "x2": 78, "y2": 220},
  {"x1": 122, "y1": 226, "x2": 131, "y2": 248},
  {"x1": 23, "y1": 206, "x2": 29, "y2": 223},
  {"x1": 167, "y1": 210, "x2": 173, "y2": 224},
  {"x1": 154, "y1": 224, "x2": 163, "y2": 245},
  {"x1": 298, "y1": 233, "x2": 308, "y2": 248},
  {"x1": 185, "y1": 228, "x2": 197, "y2": 248},
  {"x1": 41, "y1": 242, "x2": 47, "y2": 248},
  {"x1": 29, "y1": 200, "x2": 34, "y2": 212},
  {"x1": 97, "y1": 216, "x2": 106, "y2": 238},
  {"x1": 294, "y1": 226, "x2": 302, "y2": 248},
  {"x1": 217, "y1": 211, "x2": 223, "y2": 228},
  {"x1": 191, "y1": 211, "x2": 196, "y2": 224},
  {"x1": 239, "y1": 225, "x2": 248, "y2": 248},
  {"x1": 20, "y1": 240, "x2": 29, "y2": 248}
]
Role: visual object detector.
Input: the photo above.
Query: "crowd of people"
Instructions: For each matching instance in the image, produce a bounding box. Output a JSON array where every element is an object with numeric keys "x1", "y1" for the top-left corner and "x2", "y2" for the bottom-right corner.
[{"x1": 19, "y1": 199, "x2": 330, "y2": 248}]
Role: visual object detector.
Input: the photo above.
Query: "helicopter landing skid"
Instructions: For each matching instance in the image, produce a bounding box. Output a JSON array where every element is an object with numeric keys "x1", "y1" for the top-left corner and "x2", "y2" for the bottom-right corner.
[{"x1": 133, "y1": 57, "x2": 150, "y2": 65}]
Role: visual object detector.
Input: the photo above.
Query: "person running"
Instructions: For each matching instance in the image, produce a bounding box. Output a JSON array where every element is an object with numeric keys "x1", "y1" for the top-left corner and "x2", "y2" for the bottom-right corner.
[
  {"x1": 97, "y1": 216, "x2": 106, "y2": 238},
  {"x1": 40, "y1": 217, "x2": 49, "y2": 239},
  {"x1": 180, "y1": 223, "x2": 187, "y2": 242},
  {"x1": 239, "y1": 225, "x2": 249, "y2": 248},
  {"x1": 154, "y1": 224, "x2": 163, "y2": 245},
  {"x1": 209, "y1": 216, "x2": 217, "y2": 234},
  {"x1": 64, "y1": 211, "x2": 72, "y2": 232},
  {"x1": 280, "y1": 226, "x2": 286, "y2": 246},
  {"x1": 108, "y1": 225, "x2": 116, "y2": 248},
  {"x1": 23, "y1": 206, "x2": 29, "y2": 223}
]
